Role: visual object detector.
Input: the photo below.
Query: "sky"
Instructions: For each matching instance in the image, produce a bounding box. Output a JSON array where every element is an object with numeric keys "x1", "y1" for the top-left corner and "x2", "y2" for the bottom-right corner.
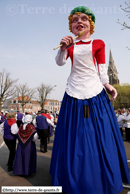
[{"x1": 0, "y1": 0, "x2": 130, "y2": 101}]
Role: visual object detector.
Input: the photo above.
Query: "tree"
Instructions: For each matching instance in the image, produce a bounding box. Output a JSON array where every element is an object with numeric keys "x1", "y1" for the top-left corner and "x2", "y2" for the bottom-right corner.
[
  {"x1": 16, "y1": 83, "x2": 35, "y2": 113},
  {"x1": 37, "y1": 83, "x2": 56, "y2": 109},
  {"x1": 108, "y1": 83, "x2": 130, "y2": 109},
  {"x1": 117, "y1": 2, "x2": 130, "y2": 30},
  {"x1": 0, "y1": 69, "x2": 18, "y2": 112},
  {"x1": 117, "y1": 2, "x2": 130, "y2": 49}
]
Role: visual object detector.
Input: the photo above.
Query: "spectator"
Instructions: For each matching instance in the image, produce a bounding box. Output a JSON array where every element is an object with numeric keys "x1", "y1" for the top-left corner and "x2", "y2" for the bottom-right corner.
[
  {"x1": 117, "y1": 109, "x2": 124, "y2": 136},
  {"x1": 54, "y1": 111, "x2": 59, "y2": 126},
  {"x1": 33, "y1": 110, "x2": 54, "y2": 153},
  {"x1": 114, "y1": 110, "x2": 118, "y2": 118},
  {"x1": 41, "y1": 109, "x2": 54, "y2": 144},
  {"x1": 124, "y1": 109, "x2": 130, "y2": 141},
  {"x1": 4, "y1": 111, "x2": 8, "y2": 120},
  {"x1": 0, "y1": 111, "x2": 5, "y2": 124},
  {"x1": 16, "y1": 111, "x2": 23, "y2": 128},
  {"x1": 0, "y1": 112, "x2": 18, "y2": 172},
  {"x1": 49, "y1": 111, "x2": 54, "y2": 123}
]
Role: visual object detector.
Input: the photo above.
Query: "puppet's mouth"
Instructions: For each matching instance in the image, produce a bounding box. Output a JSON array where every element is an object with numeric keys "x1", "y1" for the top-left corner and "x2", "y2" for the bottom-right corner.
[{"x1": 76, "y1": 25, "x2": 84, "y2": 30}]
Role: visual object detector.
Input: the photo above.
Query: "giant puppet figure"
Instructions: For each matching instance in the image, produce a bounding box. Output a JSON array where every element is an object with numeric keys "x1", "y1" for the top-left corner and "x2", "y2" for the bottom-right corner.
[{"x1": 50, "y1": 6, "x2": 130, "y2": 194}]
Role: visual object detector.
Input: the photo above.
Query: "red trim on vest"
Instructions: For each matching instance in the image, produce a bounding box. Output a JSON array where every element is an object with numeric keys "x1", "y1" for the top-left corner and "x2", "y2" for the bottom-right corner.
[
  {"x1": 41, "y1": 113, "x2": 51, "y2": 120},
  {"x1": 7, "y1": 119, "x2": 16, "y2": 127}
]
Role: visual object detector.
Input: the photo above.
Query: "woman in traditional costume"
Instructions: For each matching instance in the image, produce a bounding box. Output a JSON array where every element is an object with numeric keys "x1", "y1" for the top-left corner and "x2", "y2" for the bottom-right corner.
[
  {"x1": 13, "y1": 115, "x2": 38, "y2": 176},
  {"x1": 50, "y1": 6, "x2": 130, "y2": 194}
]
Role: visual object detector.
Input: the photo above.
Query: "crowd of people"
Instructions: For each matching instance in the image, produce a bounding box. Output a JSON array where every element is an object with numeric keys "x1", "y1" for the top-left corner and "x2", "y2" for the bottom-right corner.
[
  {"x1": 115, "y1": 108, "x2": 130, "y2": 141},
  {"x1": 0, "y1": 109, "x2": 58, "y2": 175}
]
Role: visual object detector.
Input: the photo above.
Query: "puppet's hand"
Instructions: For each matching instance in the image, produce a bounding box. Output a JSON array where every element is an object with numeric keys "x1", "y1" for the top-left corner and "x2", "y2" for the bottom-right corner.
[
  {"x1": 104, "y1": 83, "x2": 117, "y2": 101},
  {"x1": 60, "y1": 36, "x2": 74, "y2": 51}
]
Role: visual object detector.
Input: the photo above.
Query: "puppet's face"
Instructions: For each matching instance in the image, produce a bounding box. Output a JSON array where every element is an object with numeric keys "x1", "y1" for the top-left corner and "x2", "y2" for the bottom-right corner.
[{"x1": 71, "y1": 13, "x2": 90, "y2": 37}]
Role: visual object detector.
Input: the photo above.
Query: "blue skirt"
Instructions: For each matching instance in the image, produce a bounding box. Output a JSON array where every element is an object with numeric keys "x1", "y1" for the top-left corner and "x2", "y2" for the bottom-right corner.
[
  {"x1": 50, "y1": 89, "x2": 130, "y2": 194},
  {"x1": 13, "y1": 141, "x2": 37, "y2": 176}
]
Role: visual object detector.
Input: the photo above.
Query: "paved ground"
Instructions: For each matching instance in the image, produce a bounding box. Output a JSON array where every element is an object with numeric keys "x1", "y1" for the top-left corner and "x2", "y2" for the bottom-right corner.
[{"x1": 0, "y1": 133, "x2": 130, "y2": 194}]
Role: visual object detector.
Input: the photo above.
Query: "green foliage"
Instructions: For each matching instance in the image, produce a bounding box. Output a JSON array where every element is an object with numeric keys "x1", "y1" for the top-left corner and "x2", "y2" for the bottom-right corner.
[{"x1": 108, "y1": 84, "x2": 130, "y2": 109}]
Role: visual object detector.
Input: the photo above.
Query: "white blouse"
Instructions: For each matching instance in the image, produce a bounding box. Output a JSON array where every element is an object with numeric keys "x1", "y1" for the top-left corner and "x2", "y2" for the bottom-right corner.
[{"x1": 124, "y1": 114, "x2": 130, "y2": 128}]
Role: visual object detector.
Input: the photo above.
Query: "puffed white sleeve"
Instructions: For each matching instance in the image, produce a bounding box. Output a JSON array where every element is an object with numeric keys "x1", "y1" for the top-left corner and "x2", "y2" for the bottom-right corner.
[
  {"x1": 32, "y1": 133, "x2": 38, "y2": 142},
  {"x1": 125, "y1": 114, "x2": 130, "y2": 121},
  {"x1": 117, "y1": 115, "x2": 125, "y2": 123},
  {"x1": 99, "y1": 64, "x2": 109, "y2": 85},
  {"x1": 46, "y1": 118, "x2": 54, "y2": 127},
  {"x1": 33, "y1": 118, "x2": 37, "y2": 128},
  {"x1": 22, "y1": 116, "x2": 25, "y2": 123},
  {"x1": 0, "y1": 122, "x2": 4, "y2": 136},
  {"x1": 55, "y1": 49, "x2": 67, "y2": 66},
  {"x1": 11, "y1": 123, "x2": 19, "y2": 135}
]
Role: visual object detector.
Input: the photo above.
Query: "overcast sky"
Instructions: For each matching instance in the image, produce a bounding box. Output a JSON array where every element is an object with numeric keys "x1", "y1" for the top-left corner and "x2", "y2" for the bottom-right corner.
[{"x1": 0, "y1": 0, "x2": 130, "y2": 101}]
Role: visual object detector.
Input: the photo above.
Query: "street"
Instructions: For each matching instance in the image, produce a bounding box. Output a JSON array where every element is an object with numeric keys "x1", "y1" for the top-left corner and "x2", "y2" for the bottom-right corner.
[{"x1": 0, "y1": 134, "x2": 130, "y2": 194}]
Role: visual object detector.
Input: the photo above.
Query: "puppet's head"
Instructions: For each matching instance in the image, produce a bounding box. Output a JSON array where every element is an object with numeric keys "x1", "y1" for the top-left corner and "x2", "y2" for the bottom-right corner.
[{"x1": 68, "y1": 6, "x2": 95, "y2": 35}]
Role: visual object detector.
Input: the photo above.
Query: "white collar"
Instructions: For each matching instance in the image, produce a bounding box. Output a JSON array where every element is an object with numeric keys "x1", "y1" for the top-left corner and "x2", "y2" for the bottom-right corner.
[{"x1": 75, "y1": 38, "x2": 92, "y2": 43}]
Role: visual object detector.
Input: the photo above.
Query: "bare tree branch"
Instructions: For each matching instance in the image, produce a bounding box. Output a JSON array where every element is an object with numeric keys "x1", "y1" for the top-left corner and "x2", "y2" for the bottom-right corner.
[
  {"x1": 117, "y1": 2, "x2": 130, "y2": 49},
  {"x1": 117, "y1": 2, "x2": 130, "y2": 29},
  {"x1": 0, "y1": 69, "x2": 18, "y2": 112},
  {"x1": 120, "y1": 2, "x2": 130, "y2": 14},
  {"x1": 36, "y1": 83, "x2": 56, "y2": 109},
  {"x1": 117, "y1": 19, "x2": 130, "y2": 30}
]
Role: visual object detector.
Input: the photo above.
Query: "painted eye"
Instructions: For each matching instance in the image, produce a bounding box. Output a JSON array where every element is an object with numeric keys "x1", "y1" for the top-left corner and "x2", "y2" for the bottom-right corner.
[
  {"x1": 72, "y1": 18, "x2": 78, "y2": 23},
  {"x1": 80, "y1": 16, "x2": 88, "y2": 21}
]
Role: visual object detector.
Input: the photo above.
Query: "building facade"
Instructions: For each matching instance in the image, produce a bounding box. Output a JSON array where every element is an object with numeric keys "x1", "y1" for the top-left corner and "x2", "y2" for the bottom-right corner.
[
  {"x1": 44, "y1": 99, "x2": 61, "y2": 112},
  {"x1": 8, "y1": 96, "x2": 61, "y2": 113}
]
